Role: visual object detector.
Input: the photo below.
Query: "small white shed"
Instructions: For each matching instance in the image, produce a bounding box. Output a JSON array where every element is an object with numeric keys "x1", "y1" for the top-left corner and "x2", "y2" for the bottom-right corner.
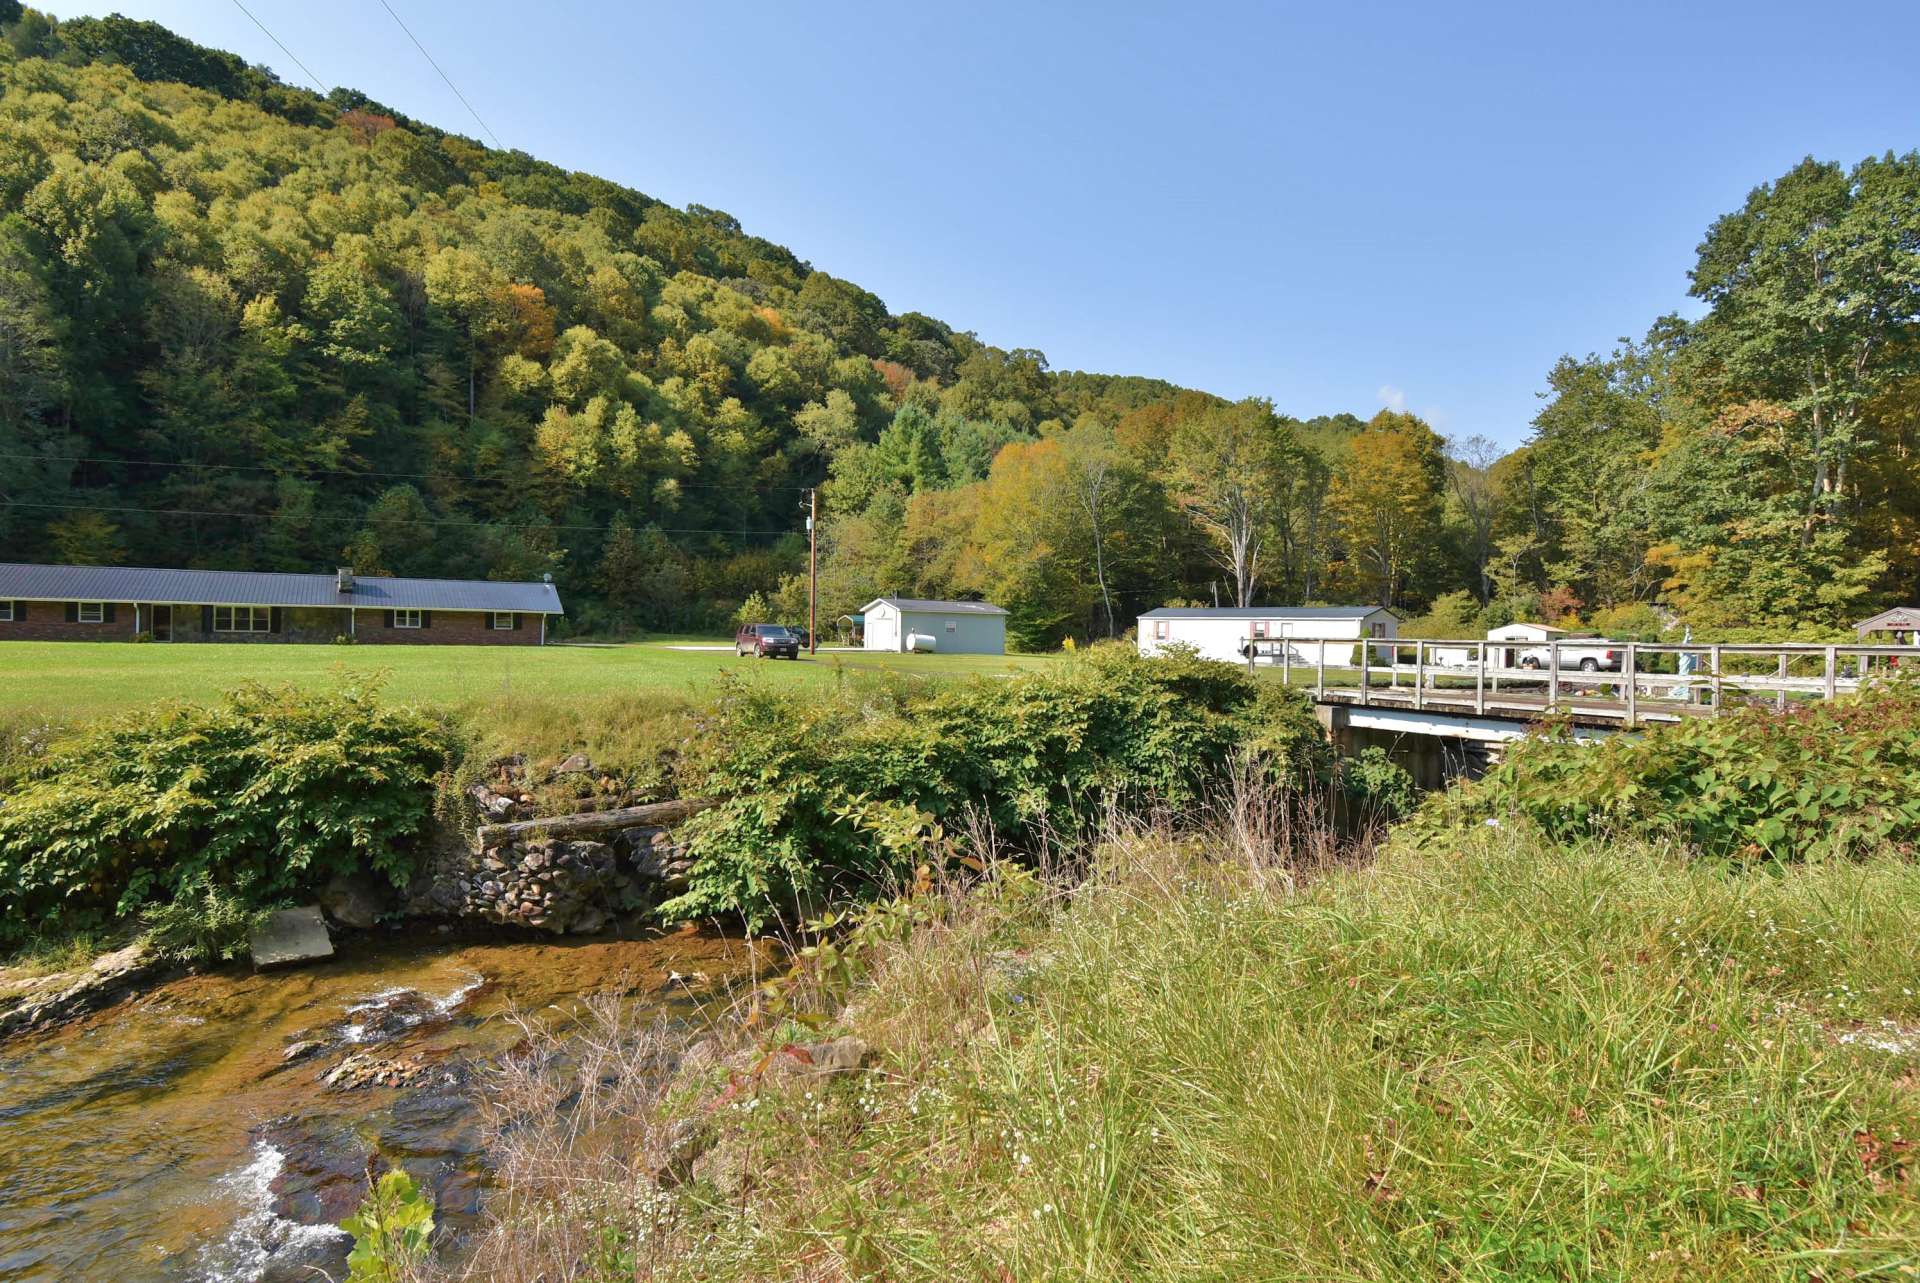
[
  {"x1": 1485, "y1": 622, "x2": 1567, "y2": 670},
  {"x1": 1136, "y1": 606, "x2": 1398, "y2": 667},
  {"x1": 861, "y1": 597, "x2": 1007, "y2": 655},
  {"x1": 1427, "y1": 622, "x2": 1567, "y2": 669}
]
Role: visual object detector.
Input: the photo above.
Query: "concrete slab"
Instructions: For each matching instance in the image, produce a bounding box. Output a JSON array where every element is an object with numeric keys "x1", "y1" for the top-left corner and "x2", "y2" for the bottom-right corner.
[{"x1": 250, "y1": 905, "x2": 335, "y2": 968}]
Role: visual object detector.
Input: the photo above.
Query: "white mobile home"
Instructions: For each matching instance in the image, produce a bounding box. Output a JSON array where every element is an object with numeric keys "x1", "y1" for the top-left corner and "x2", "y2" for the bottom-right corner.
[
  {"x1": 1136, "y1": 606, "x2": 1398, "y2": 666},
  {"x1": 861, "y1": 597, "x2": 1007, "y2": 654}
]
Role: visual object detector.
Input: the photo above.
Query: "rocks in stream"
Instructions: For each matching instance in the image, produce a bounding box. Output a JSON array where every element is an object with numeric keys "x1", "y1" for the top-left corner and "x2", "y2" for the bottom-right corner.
[
  {"x1": 321, "y1": 1050, "x2": 434, "y2": 1091},
  {"x1": 0, "y1": 940, "x2": 164, "y2": 1040}
]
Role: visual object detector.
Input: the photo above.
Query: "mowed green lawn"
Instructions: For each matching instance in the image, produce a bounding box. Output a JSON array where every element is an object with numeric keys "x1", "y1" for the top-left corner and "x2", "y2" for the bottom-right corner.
[{"x1": 0, "y1": 641, "x2": 1058, "y2": 717}]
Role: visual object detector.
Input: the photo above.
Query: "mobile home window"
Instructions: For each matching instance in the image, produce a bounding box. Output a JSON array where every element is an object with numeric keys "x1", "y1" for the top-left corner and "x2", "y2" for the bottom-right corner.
[
  {"x1": 1251, "y1": 620, "x2": 1269, "y2": 639},
  {"x1": 1153, "y1": 620, "x2": 1168, "y2": 640},
  {"x1": 945, "y1": 620, "x2": 956, "y2": 633},
  {"x1": 213, "y1": 606, "x2": 271, "y2": 633},
  {"x1": 491, "y1": 612, "x2": 514, "y2": 630},
  {"x1": 0, "y1": 601, "x2": 12, "y2": 622},
  {"x1": 393, "y1": 609, "x2": 423, "y2": 629},
  {"x1": 77, "y1": 602, "x2": 104, "y2": 624}
]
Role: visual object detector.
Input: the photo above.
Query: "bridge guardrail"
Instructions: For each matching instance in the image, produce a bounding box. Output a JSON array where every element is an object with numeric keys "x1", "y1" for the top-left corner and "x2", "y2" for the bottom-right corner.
[{"x1": 1237, "y1": 636, "x2": 1920, "y2": 724}]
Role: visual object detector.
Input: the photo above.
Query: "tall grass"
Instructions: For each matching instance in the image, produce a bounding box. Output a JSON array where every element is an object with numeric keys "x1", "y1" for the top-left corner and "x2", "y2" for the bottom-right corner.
[{"x1": 448, "y1": 818, "x2": 1920, "y2": 1282}]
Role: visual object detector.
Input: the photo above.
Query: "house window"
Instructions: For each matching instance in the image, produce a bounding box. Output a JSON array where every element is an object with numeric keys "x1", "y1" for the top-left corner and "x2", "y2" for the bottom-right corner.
[
  {"x1": 77, "y1": 602, "x2": 104, "y2": 624},
  {"x1": 1369, "y1": 622, "x2": 1388, "y2": 639},
  {"x1": 213, "y1": 606, "x2": 271, "y2": 633},
  {"x1": 945, "y1": 621, "x2": 956, "y2": 633},
  {"x1": 393, "y1": 609, "x2": 423, "y2": 629},
  {"x1": 491, "y1": 612, "x2": 514, "y2": 630},
  {"x1": 1251, "y1": 620, "x2": 1269, "y2": 639},
  {"x1": 1153, "y1": 620, "x2": 1168, "y2": 640},
  {"x1": 0, "y1": 601, "x2": 11, "y2": 622}
]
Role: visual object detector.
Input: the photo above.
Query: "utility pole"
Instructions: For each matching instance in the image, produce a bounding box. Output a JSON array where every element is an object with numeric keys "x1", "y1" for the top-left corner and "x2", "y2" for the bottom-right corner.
[{"x1": 807, "y1": 487, "x2": 818, "y2": 655}]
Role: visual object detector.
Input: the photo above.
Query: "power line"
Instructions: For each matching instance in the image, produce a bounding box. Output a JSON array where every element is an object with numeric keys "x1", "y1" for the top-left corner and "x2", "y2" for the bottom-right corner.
[
  {"x1": 1, "y1": 499, "x2": 799, "y2": 540},
  {"x1": 228, "y1": 0, "x2": 329, "y2": 96},
  {"x1": 373, "y1": 0, "x2": 502, "y2": 148},
  {"x1": 0, "y1": 452, "x2": 813, "y2": 495}
]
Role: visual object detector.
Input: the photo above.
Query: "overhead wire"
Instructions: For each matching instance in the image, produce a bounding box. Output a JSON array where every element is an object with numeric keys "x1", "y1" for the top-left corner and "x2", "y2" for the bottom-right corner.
[
  {"x1": 228, "y1": 0, "x2": 330, "y2": 96},
  {"x1": 373, "y1": 0, "x2": 503, "y2": 148}
]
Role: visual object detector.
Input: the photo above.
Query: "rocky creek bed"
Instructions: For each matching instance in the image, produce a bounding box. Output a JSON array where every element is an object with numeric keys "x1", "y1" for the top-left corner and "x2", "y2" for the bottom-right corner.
[{"x1": 0, "y1": 925, "x2": 763, "y2": 1282}]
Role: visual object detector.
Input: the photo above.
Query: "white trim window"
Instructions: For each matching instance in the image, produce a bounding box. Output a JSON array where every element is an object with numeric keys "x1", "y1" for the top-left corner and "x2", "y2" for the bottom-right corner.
[
  {"x1": 213, "y1": 606, "x2": 271, "y2": 633},
  {"x1": 491, "y1": 612, "x2": 514, "y2": 630},
  {"x1": 1153, "y1": 620, "x2": 1169, "y2": 640},
  {"x1": 393, "y1": 609, "x2": 424, "y2": 629},
  {"x1": 0, "y1": 601, "x2": 12, "y2": 622},
  {"x1": 77, "y1": 602, "x2": 105, "y2": 624}
]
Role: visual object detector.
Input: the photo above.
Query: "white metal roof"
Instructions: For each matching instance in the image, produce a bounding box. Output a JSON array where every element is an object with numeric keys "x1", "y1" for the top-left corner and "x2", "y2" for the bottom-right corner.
[{"x1": 863, "y1": 597, "x2": 1007, "y2": 616}]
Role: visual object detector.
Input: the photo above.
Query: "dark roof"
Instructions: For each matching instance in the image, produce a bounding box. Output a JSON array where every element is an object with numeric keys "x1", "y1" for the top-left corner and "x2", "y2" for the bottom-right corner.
[
  {"x1": 0, "y1": 563, "x2": 563, "y2": 614},
  {"x1": 1138, "y1": 605, "x2": 1396, "y2": 620},
  {"x1": 864, "y1": 597, "x2": 1007, "y2": 616}
]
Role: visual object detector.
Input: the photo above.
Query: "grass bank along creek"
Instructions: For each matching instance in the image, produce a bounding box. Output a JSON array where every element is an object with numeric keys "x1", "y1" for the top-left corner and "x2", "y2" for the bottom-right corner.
[{"x1": 0, "y1": 927, "x2": 760, "y2": 1282}]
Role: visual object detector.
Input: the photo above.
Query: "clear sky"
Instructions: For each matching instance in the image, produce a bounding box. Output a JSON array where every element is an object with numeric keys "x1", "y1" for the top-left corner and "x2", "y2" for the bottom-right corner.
[{"x1": 41, "y1": 1, "x2": 1920, "y2": 445}]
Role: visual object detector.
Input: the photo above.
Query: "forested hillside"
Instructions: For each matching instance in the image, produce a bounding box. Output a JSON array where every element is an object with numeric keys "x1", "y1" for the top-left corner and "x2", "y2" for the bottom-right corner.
[{"x1": 1, "y1": 7, "x2": 1916, "y2": 642}]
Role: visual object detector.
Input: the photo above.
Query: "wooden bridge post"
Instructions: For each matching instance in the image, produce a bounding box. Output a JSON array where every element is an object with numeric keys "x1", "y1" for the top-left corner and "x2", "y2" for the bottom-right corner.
[
  {"x1": 1823, "y1": 646, "x2": 1838, "y2": 702},
  {"x1": 1282, "y1": 639, "x2": 1291, "y2": 688},
  {"x1": 1316, "y1": 639, "x2": 1326, "y2": 699},
  {"x1": 1775, "y1": 651, "x2": 1788, "y2": 712},
  {"x1": 1415, "y1": 640, "x2": 1426, "y2": 710},
  {"x1": 1548, "y1": 641, "x2": 1561, "y2": 714},
  {"x1": 1475, "y1": 640, "x2": 1486, "y2": 715},
  {"x1": 1623, "y1": 643, "x2": 1637, "y2": 726},
  {"x1": 1361, "y1": 638, "x2": 1371, "y2": 707},
  {"x1": 1710, "y1": 644, "x2": 1722, "y2": 711}
]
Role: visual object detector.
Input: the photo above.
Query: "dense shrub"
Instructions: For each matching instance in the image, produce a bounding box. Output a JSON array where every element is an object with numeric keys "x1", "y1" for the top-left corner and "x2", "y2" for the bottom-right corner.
[
  {"x1": 667, "y1": 645, "x2": 1332, "y2": 926},
  {"x1": 0, "y1": 683, "x2": 456, "y2": 946},
  {"x1": 1416, "y1": 677, "x2": 1920, "y2": 859}
]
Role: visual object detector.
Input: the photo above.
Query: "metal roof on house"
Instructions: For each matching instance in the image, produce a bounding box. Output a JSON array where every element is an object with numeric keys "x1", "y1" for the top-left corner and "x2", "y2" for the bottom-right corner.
[
  {"x1": 1857, "y1": 606, "x2": 1920, "y2": 636},
  {"x1": 0, "y1": 563, "x2": 564, "y2": 613},
  {"x1": 1138, "y1": 606, "x2": 1396, "y2": 620},
  {"x1": 863, "y1": 597, "x2": 1007, "y2": 616}
]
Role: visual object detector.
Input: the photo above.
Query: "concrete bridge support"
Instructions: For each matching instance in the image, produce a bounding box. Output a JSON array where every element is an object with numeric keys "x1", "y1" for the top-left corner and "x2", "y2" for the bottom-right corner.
[{"x1": 1316, "y1": 704, "x2": 1502, "y2": 790}]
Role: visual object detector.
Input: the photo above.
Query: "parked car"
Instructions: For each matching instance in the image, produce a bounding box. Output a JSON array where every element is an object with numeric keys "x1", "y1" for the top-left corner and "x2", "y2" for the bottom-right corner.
[
  {"x1": 735, "y1": 622, "x2": 800, "y2": 658},
  {"x1": 1516, "y1": 640, "x2": 1623, "y2": 672}
]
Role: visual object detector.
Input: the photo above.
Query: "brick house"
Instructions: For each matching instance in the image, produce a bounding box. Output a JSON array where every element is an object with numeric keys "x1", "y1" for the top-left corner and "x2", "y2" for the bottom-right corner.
[{"x1": 0, "y1": 563, "x2": 563, "y2": 644}]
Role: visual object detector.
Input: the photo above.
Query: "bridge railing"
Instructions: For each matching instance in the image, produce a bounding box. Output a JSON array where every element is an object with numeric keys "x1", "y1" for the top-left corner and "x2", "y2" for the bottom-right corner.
[{"x1": 1239, "y1": 636, "x2": 1920, "y2": 722}]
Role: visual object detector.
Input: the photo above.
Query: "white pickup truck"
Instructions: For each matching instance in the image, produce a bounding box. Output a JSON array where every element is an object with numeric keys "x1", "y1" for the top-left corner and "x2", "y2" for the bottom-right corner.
[{"x1": 1513, "y1": 639, "x2": 1623, "y2": 673}]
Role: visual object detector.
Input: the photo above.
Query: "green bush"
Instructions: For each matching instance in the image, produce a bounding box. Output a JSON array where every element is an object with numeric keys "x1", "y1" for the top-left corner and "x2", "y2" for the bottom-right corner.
[
  {"x1": 140, "y1": 875, "x2": 268, "y2": 963},
  {"x1": 0, "y1": 682, "x2": 456, "y2": 946},
  {"x1": 1415, "y1": 676, "x2": 1920, "y2": 859},
  {"x1": 667, "y1": 645, "x2": 1332, "y2": 927},
  {"x1": 1342, "y1": 745, "x2": 1417, "y2": 821}
]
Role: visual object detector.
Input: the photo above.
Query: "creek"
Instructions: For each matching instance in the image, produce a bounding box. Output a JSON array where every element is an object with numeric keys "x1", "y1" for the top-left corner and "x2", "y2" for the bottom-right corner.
[{"x1": 0, "y1": 926, "x2": 756, "y2": 1282}]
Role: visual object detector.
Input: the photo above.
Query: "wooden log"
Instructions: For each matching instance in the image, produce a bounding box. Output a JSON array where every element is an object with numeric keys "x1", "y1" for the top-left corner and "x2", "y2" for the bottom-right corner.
[{"x1": 477, "y1": 798, "x2": 715, "y2": 849}]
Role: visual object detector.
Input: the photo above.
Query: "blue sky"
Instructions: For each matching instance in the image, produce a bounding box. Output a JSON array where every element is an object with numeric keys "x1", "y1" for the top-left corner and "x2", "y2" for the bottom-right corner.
[{"x1": 43, "y1": 1, "x2": 1920, "y2": 445}]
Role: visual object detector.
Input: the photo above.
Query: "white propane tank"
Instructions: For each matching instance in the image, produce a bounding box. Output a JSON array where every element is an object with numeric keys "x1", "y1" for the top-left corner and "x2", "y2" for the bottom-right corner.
[{"x1": 907, "y1": 632, "x2": 937, "y2": 653}]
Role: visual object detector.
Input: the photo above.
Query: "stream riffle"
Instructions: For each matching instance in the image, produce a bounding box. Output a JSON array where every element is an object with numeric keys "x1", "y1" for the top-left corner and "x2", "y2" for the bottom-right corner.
[{"x1": 0, "y1": 927, "x2": 756, "y2": 1282}]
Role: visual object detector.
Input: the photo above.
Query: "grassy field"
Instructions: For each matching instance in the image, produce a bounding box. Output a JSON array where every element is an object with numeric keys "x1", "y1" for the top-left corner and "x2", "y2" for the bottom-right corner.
[
  {"x1": 568, "y1": 829, "x2": 1920, "y2": 1282},
  {"x1": 0, "y1": 640, "x2": 1057, "y2": 716}
]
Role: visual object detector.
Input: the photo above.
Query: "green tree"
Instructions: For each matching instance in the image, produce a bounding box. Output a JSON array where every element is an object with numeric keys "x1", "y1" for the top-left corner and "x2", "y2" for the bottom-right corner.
[
  {"x1": 1164, "y1": 400, "x2": 1296, "y2": 607},
  {"x1": 1328, "y1": 410, "x2": 1446, "y2": 609}
]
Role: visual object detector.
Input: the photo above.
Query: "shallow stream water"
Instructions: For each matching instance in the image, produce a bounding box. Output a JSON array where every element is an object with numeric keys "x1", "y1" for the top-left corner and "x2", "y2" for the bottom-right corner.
[{"x1": 0, "y1": 926, "x2": 756, "y2": 1282}]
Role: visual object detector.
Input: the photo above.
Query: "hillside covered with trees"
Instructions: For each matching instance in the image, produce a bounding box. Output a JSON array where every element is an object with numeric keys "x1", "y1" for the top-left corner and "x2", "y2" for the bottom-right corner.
[{"x1": 0, "y1": 7, "x2": 1916, "y2": 643}]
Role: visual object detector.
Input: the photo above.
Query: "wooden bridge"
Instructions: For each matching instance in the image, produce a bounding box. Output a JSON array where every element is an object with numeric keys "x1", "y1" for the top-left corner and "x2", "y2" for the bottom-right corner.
[{"x1": 1242, "y1": 637, "x2": 1920, "y2": 746}]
